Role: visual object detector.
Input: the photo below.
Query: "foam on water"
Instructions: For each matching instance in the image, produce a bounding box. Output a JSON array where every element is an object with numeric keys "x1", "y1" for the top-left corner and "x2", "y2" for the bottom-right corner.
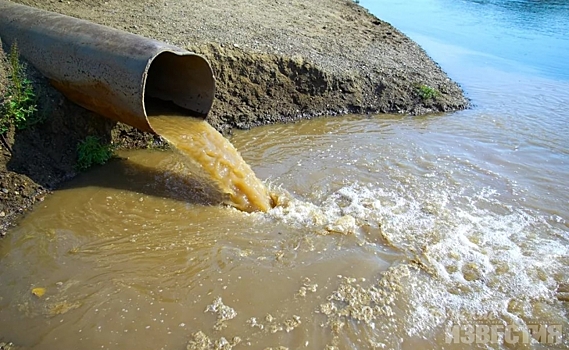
[
  {"x1": 0, "y1": 140, "x2": 567, "y2": 349},
  {"x1": 260, "y1": 179, "x2": 569, "y2": 347}
]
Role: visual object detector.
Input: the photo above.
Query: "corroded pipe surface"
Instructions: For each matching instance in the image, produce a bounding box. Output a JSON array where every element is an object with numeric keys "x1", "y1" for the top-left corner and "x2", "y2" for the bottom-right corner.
[{"x1": 0, "y1": 0, "x2": 215, "y2": 133}]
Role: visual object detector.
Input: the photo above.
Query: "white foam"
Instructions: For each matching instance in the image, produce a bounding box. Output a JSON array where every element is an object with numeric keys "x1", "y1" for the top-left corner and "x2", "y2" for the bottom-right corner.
[{"x1": 262, "y1": 181, "x2": 569, "y2": 340}]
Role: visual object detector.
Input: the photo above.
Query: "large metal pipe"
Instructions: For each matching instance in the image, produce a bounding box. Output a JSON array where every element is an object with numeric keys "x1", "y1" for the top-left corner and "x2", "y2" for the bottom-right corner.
[{"x1": 0, "y1": 0, "x2": 215, "y2": 133}]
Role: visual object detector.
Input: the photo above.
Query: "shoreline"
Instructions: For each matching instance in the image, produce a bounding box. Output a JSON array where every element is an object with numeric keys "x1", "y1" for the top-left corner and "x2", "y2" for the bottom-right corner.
[{"x1": 0, "y1": 0, "x2": 468, "y2": 234}]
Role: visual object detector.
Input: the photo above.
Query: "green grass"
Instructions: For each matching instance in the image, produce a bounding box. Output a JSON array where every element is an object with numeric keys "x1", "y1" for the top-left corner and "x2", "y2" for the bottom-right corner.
[
  {"x1": 76, "y1": 136, "x2": 114, "y2": 170},
  {"x1": 1, "y1": 42, "x2": 38, "y2": 134},
  {"x1": 417, "y1": 84, "x2": 439, "y2": 101}
]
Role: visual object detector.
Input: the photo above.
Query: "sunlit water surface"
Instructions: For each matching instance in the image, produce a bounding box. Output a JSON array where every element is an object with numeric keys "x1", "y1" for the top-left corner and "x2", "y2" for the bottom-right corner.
[{"x1": 1, "y1": 0, "x2": 569, "y2": 349}]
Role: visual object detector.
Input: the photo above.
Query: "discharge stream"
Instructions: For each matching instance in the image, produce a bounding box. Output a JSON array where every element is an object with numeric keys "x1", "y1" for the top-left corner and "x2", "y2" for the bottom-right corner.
[{"x1": 148, "y1": 110, "x2": 273, "y2": 212}]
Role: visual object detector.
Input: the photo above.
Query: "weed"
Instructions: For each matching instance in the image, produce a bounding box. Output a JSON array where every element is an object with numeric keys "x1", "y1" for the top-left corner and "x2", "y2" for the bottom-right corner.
[
  {"x1": 76, "y1": 136, "x2": 114, "y2": 170},
  {"x1": 0, "y1": 42, "x2": 38, "y2": 134},
  {"x1": 417, "y1": 84, "x2": 439, "y2": 101}
]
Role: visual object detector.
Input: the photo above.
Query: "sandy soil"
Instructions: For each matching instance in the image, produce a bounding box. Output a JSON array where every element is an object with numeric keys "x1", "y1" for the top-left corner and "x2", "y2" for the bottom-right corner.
[{"x1": 0, "y1": 0, "x2": 467, "y2": 233}]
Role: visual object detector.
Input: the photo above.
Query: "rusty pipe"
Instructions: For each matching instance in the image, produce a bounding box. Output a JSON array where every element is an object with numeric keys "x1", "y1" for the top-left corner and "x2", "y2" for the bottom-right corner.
[{"x1": 0, "y1": 0, "x2": 215, "y2": 133}]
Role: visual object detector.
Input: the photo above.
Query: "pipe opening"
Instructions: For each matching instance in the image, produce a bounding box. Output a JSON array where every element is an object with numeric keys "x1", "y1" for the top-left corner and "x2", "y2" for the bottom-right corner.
[{"x1": 144, "y1": 51, "x2": 215, "y2": 118}]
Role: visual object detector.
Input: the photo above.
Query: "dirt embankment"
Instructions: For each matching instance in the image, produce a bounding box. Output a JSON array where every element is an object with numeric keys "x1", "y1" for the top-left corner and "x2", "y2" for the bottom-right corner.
[{"x1": 0, "y1": 0, "x2": 468, "y2": 233}]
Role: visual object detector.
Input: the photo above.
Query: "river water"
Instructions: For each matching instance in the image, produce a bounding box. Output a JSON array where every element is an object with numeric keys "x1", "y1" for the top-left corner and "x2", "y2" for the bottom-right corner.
[{"x1": 1, "y1": 0, "x2": 568, "y2": 349}]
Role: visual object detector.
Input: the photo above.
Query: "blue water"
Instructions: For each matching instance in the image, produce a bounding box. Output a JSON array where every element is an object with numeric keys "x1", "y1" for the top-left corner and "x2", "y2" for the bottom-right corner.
[
  {"x1": 361, "y1": 0, "x2": 569, "y2": 81},
  {"x1": 358, "y1": 0, "x2": 569, "y2": 221}
]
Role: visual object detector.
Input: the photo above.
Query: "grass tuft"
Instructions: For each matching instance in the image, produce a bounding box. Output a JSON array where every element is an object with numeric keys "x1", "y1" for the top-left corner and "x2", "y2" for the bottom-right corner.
[
  {"x1": 1, "y1": 42, "x2": 38, "y2": 134},
  {"x1": 76, "y1": 136, "x2": 114, "y2": 170},
  {"x1": 417, "y1": 84, "x2": 439, "y2": 101}
]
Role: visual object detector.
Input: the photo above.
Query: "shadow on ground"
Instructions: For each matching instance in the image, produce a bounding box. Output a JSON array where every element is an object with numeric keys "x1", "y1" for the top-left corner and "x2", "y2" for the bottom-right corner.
[{"x1": 59, "y1": 155, "x2": 227, "y2": 208}]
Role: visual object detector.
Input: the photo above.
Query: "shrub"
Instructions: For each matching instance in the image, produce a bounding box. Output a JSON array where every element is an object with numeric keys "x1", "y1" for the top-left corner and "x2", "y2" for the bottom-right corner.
[
  {"x1": 417, "y1": 84, "x2": 439, "y2": 101},
  {"x1": 76, "y1": 136, "x2": 114, "y2": 170},
  {"x1": 0, "y1": 42, "x2": 38, "y2": 134}
]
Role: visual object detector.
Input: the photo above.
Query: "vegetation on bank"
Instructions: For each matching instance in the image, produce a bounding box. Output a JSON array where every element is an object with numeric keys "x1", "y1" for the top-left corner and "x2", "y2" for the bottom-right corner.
[
  {"x1": 416, "y1": 84, "x2": 440, "y2": 101},
  {"x1": 0, "y1": 42, "x2": 39, "y2": 135},
  {"x1": 0, "y1": 43, "x2": 113, "y2": 171},
  {"x1": 76, "y1": 136, "x2": 114, "y2": 170}
]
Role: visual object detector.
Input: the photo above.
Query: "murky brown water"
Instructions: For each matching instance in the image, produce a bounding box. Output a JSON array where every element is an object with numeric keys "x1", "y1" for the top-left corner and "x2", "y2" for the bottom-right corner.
[
  {"x1": 0, "y1": 144, "x2": 407, "y2": 350},
  {"x1": 1, "y1": 108, "x2": 568, "y2": 349}
]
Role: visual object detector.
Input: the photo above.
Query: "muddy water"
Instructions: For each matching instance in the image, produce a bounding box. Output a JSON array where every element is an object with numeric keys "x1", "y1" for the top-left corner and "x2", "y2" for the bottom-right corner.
[
  {"x1": 148, "y1": 112, "x2": 273, "y2": 213},
  {"x1": 0, "y1": 109, "x2": 567, "y2": 349},
  {"x1": 1, "y1": 1, "x2": 569, "y2": 350},
  {"x1": 0, "y1": 147, "x2": 407, "y2": 350}
]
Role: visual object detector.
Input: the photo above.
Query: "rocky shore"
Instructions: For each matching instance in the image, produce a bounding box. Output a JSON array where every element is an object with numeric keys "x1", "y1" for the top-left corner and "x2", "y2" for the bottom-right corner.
[{"x1": 0, "y1": 0, "x2": 468, "y2": 233}]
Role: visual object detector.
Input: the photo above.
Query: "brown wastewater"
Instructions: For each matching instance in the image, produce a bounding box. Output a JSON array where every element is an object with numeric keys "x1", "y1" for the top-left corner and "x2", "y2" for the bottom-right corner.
[
  {"x1": 1, "y1": 103, "x2": 568, "y2": 349},
  {"x1": 148, "y1": 108, "x2": 274, "y2": 213},
  {"x1": 2, "y1": 0, "x2": 569, "y2": 349}
]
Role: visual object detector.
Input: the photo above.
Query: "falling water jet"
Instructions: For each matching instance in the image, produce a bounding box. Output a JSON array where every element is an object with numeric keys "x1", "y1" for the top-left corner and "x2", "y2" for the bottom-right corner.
[{"x1": 147, "y1": 102, "x2": 275, "y2": 213}]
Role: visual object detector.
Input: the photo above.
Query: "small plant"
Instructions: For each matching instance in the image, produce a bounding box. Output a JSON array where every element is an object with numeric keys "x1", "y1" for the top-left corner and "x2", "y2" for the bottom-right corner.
[
  {"x1": 417, "y1": 84, "x2": 439, "y2": 101},
  {"x1": 76, "y1": 136, "x2": 114, "y2": 170},
  {"x1": 0, "y1": 42, "x2": 38, "y2": 134}
]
